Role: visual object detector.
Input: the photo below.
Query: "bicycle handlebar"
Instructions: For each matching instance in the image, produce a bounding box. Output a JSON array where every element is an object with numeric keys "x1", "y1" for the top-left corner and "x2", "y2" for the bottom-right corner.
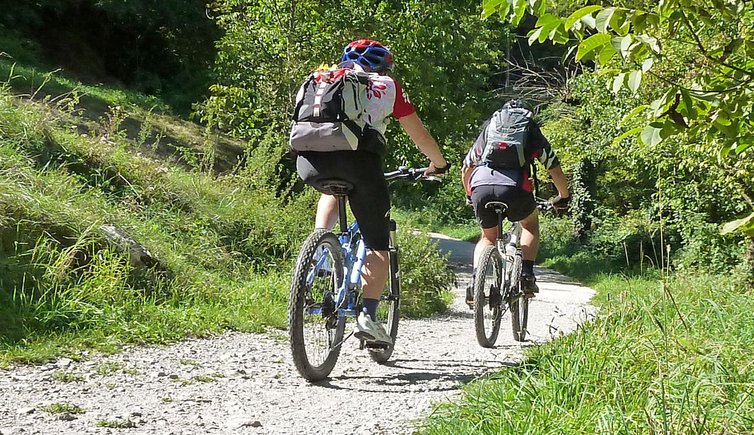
[
  {"x1": 384, "y1": 166, "x2": 434, "y2": 182},
  {"x1": 535, "y1": 198, "x2": 554, "y2": 212}
]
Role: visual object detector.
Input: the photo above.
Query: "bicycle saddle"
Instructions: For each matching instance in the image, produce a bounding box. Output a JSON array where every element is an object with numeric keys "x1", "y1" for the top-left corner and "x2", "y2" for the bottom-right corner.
[
  {"x1": 316, "y1": 178, "x2": 354, "y2": 196},
  {"x1": 485, "y1": 201, "x2": 509, "y2": 212}
]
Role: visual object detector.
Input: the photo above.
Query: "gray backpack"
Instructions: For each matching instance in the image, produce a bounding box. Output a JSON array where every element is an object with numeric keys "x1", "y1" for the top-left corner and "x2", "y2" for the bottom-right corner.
[
  {"x1": 289, "y1": 68, "x2": 371, "y2": 152},
  {"x1": 481, "y1": 104, "x2": 533, "y2": 169}
]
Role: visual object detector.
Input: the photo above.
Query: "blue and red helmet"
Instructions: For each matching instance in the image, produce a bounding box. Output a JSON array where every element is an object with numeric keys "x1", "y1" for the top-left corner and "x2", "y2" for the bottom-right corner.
[{"x1": 341, "y1": 39, "x2": 393, "y2": 72}]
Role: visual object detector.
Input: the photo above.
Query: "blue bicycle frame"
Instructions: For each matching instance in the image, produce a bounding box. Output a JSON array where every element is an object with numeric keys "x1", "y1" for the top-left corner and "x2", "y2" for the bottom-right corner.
[{"x1": 304, "y1": 218, "x2": 365, "y2": 319}]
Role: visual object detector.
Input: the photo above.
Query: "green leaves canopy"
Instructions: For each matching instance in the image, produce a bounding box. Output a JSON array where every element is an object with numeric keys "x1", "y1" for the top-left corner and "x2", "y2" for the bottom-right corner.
[{"x1": 484, "y1": 0, "x2": 754, "y2": 237}]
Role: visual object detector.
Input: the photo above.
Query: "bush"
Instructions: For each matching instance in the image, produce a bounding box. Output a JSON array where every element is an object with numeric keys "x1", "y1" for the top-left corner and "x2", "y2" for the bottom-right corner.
[{"x1": 397, "y1": 231, "x2": 455, "y2": 318}]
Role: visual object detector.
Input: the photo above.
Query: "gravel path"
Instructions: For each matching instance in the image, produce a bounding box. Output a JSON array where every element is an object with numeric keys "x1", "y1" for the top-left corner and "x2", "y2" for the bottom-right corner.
[{"x1": 0, "y1": 235, "x2": 596, "y2": 435}]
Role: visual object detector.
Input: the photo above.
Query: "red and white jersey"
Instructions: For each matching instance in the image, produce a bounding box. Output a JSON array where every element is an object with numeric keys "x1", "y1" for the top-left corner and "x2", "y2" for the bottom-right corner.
[{"x1": 363, "y1": 72, "x2": 416, "y2": 134}]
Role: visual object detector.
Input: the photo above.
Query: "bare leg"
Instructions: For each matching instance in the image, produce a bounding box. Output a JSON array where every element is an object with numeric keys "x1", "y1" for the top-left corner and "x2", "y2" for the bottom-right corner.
[
  {"x1": 315, "y1": 194, "x2": 338, "y2": 229},
  {"x1": 473, "y1": 226, "x2": 499, "y2": 269},
  {"x1": 361, "y1": 250, "x2": 389, "y2": 300},
  {"x1": 519, "y1": 210, "x2": 540, "y2": 262}
]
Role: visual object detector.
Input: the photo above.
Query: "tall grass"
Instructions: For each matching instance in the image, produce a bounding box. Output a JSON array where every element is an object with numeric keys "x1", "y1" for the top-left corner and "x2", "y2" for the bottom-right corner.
[
  {"x1": 422, "y1": 262, "x2": 754, "y2": 433},
  {"x1": 0, "y1": 70, "x2": 456, "y2": 365}
]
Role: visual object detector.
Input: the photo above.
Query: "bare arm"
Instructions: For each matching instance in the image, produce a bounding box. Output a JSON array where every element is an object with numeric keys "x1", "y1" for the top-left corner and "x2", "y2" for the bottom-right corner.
[
  {"x1": 398, "y1": 112, "x2": 447, "y2": 169},
  {"x1": 547, "y1": 165, "x2": 570, "y2": 198},
  {"x1": 461, "y1": 165, "x2": 474, "y2": 196}
]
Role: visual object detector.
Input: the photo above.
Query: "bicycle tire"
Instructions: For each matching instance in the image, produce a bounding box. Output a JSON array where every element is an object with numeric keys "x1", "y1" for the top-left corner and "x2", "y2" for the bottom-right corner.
[
  {"x1": 289, "y1": 229, "x2": 346, "y2": 381},
  {"x1": 508, "y1": 252, "x2": 528, "y2": 342},
  {"x1": 368, "y1": 246, "x2": 400, "y2": 363},
  {"x1": 474, "y1": 245, "x2": 503, "y2": 348}
]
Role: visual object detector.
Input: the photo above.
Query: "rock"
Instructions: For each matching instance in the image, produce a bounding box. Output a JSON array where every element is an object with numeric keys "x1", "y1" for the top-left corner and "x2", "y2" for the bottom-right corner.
[
  {"x1": 226, "y1": 416, "x2": 262, "y2": 429},
  {"x1": 16, "y1": 407, "x2": 35, "y2": 415},
  {"x1": 58, "y1": 413, "x2": 77, "y2": 421},
  {"x1": 56, "y1": 358, "x2": 73, "y2": 369},
  {"x1": 168, "y1": 374, "x2": 179, "y2": 380}
]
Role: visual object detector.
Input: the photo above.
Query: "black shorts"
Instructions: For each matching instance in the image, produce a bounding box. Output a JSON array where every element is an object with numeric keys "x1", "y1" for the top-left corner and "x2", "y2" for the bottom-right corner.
[
  {"x1": 471, "y1": 184, "x2": 536, "y2": 228},
  {"x1": 296, "y1": 151, "x2": 390, "y2": 250}
]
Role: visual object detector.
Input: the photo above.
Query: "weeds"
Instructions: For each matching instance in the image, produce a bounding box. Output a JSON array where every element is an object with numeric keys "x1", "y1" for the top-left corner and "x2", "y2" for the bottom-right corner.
[
  {"x1": 42, "y1": 402, "x2": 85, "y2": 414},
  {"x1": 51, "y1": 371, "x2": 84, "y2": 383}
]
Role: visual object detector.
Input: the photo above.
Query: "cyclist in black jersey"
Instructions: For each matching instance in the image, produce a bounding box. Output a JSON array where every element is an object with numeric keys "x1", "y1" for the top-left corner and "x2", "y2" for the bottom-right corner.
[{"x1": 461, "y1": 99, "x2": 570, "y2": 300}]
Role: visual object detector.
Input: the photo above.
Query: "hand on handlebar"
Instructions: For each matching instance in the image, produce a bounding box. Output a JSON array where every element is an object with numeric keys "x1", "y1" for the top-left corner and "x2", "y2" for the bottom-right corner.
[
  {"x1": 424, "y1": 161, "x2": 451, "y2": 177},
  {"x1": 550, "y1": 195, "x2": 571, "y2": 211}
]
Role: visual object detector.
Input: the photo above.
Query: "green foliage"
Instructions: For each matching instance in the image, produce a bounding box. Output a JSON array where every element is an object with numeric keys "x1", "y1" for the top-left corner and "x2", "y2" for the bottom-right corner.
[
  {"x1": 423, "y1": 267, "x2": 754, "y2": 433},
  {"x1": 1, "y1": 0, "x2": 218, "y2": 112},
  {"x1": 397, "y1": 231, "x2": 455, "y2": 318},
  {"x1": 42, "y1": 402, "x2": 85, "y2": 414},
  {"x1": 201, "y1": 0, "x2": 505, "y2": 164},
  {"x1": 486, "y1": 0, "x2": 754, "y2": 239}
]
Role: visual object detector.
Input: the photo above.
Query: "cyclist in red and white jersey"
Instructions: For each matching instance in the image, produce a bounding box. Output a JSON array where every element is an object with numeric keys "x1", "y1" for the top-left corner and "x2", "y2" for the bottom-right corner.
[{"x1": 296, "y1": 39, "x2": 449, "y2": 345}]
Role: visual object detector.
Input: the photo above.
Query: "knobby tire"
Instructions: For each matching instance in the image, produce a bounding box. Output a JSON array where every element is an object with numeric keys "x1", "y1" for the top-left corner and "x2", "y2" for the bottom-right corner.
[
  {"x1": 474, "y1": 245, "x2": 503, "y2": 348},
  {"x1": 508, "y1": 252, "x2": 528, "y2": 342},
  {"x1": 289, "y1": 229, "x2": 346, "y2": 381}
]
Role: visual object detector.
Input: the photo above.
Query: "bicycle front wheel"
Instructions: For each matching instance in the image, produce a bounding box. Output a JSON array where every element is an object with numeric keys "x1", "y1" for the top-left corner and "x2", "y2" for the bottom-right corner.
[
  {"x1": 289, "y1": 229, "x2": 346, "y2": 382},
  {"x1": 508, "y1": 252, "x2": 529, "y2": 342},
  {"x1": 474, "y1": 245, "x2": 503, "y2": 348},
  {"x1": 368, "y1": 246, "x2": 400, "y2": 363}
]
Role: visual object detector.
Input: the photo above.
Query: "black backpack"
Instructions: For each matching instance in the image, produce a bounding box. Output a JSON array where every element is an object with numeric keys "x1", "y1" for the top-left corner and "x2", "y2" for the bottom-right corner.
[
  {"x1": 289, "y1": 67, "x2": 370, "y2": 152},
  {"x1": 481, "y1": 102, "x2": 534, "y2": 169}
]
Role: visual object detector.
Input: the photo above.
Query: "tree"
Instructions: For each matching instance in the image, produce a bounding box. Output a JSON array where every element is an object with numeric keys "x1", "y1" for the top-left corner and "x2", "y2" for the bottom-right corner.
[{"x1": 484, "y1": 0, "x2": 754, "y2": 245}]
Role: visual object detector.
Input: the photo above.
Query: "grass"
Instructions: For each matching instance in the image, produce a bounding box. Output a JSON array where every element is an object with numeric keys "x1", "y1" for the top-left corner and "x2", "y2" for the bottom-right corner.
[
  {"x1": 51, "y1": 371, "x2": 84, "y2": 383},
  {"x1": 97, "y1": 419, "x2": 135, "y2": 429},
  {"x1": 94, "y1": 361, "x2": 123, "y2": 376},
  {"x1": 42, "y1": 402, "x2": 85, "y2": 414},
  {"x1": 421, "y1": 238, "x2": 754, "y2": 433},
  {"x1": 0, "y1": 60, "x2": 456, "y2": 366}
]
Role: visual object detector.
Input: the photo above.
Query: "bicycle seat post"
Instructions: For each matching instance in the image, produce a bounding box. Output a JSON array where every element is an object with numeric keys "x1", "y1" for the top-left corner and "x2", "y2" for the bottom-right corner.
[{"x1": 336, "y1": 192, "x2": 348, "y2": 234}]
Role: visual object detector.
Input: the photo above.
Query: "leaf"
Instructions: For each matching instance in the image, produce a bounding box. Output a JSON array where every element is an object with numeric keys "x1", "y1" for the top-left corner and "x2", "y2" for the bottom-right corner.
[
  {"x1": 482, "y1": 0, "x2": 505, "y2": 19},
  {"x1": 620, "y1": 35, "x2": 633, "y2": 57},
  {"x1": 528, "y1": 27, "x2": 544, "y2": 45},
  {"x1": 612, "y1": 72, "x2": 626, "y2": 94},
  {"x1": 721, "y1": 212, "x2": 754, "y2": 237},
  {"x1": 596, "y1": 7, "x2": 616, "y2": 33},
  {"x1": 576, "y1": 34, "x2": 612, "y2": 61},
  {"x1": 635, "y1": 34, "x2": 661, "y2": 54},
  {"x1": 620, "y1": 105, "x2": 648, "y2": 126},
  {"x1": 627, "y1": 70, "x2": 642, "y2": 93},
  {"x1": 640, "y1": 122, "x2": 667, "y2": 146},
  {"x1": 611, "y1": 127, "x2": 643, "y2": 146},
  {"x1": 535, "y1": 13, "x2": 560, "y2": 27},
  {"x1": 678, "y1": 89, "x2": 697, "y2": 120},
  {"x1": 735, "y1": 141, "x2": 752, "y2": 154},
  {"x1": 512, "y1": 0, "x2": 528, "y2": 26},
  {"x1": 598, "y1": 44, "x2": 617, "y2": 64},
  {"x1": 641, "y1": 57, "x2": 654, "y2": 72},
  {"x1": 565, "y1": 5, "x2": 602, "y2": 30}
]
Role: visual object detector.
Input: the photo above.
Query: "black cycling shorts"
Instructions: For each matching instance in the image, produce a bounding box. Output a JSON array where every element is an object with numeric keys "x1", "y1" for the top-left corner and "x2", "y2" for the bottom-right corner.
[
  {"x1": 471, "y1": 184, "x2": 536, "y2": 228},
  {"x1": 296, "y1": 150, "x2": 390, "y2": 250}
]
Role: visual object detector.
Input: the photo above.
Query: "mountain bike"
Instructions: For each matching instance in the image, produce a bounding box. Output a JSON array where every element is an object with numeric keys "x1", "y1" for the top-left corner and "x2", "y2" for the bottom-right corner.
[
  {"x1": 474, "y1": 199, "x2": 552, "y2": 347},
  {"x1": 288, "y1": 167, "x2": 434, "y2": 382}
]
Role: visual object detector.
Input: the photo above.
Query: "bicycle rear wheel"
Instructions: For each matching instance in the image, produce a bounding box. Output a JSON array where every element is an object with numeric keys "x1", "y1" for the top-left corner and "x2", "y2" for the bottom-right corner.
[
  {"x1": 289, "y1": 229, "x2": 346, "y2": 381},
  {"x1": 474, "y1": 245, "x2": 503, "y2": 348},
  {"x1": 508, "y1": 252, "x2": 528, "y2": 342},
  {"x1": 368, "y1": 246, "x2": 400, "y2": 363}
]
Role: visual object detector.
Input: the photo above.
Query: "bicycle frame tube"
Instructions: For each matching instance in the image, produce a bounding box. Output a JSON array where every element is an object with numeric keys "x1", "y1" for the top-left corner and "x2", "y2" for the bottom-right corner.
[{"x1": 334, "y1": 218, "x2": 365, "y2": 317}]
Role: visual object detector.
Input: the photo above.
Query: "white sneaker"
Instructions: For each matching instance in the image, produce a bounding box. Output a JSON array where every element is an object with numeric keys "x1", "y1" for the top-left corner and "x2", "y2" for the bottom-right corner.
[{"x1": 353, "y1": 312, "x2": 392, "y2": 345}]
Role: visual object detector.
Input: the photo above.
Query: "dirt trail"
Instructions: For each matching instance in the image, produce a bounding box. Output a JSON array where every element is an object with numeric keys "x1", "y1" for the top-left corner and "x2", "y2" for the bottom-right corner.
[{"x1": 0, "y1": 235, "x2": 595, "y2": 435}]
